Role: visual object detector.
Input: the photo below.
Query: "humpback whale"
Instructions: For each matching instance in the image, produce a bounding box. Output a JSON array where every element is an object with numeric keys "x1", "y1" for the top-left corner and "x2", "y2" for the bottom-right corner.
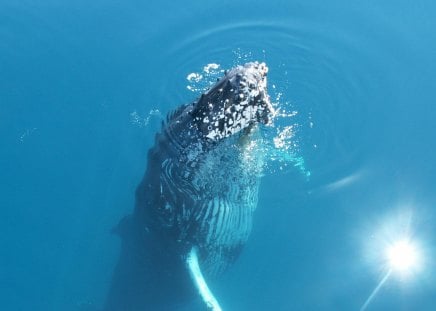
[{"x1": 105, "y1": 62, "x2": 275, "y2": 311}]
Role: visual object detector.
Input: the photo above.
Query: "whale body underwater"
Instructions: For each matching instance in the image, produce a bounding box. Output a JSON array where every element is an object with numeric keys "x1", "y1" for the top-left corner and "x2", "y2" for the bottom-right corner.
[{"x1": 104, "y1": 62, "x2": 275, "y2": 311}]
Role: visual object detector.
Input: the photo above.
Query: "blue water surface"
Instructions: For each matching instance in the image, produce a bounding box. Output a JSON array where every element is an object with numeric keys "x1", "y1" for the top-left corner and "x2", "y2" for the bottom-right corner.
[{"x1": 1, "y1": 0, "x2": 436, "y2": 310}]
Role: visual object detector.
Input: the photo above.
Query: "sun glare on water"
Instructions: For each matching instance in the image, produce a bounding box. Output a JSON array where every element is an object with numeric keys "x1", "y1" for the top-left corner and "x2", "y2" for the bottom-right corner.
[
  {"x1": 386, "y1": 239, "x2": 419, "y2": 273},
  {"x1": 360, "y1": 209, "x2": 428, "y2": 311}
]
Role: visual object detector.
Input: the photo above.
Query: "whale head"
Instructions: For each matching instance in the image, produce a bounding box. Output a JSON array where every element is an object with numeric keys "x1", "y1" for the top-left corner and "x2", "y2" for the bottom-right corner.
[{"x1": 192, "y1": 61, "x2": 275, "y2": 141}]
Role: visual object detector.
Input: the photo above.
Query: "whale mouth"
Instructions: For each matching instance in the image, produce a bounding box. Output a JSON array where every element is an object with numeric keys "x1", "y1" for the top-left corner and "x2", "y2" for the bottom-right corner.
[{"x1": 192, "y1": 61, "x2": 275, "y2": 141}]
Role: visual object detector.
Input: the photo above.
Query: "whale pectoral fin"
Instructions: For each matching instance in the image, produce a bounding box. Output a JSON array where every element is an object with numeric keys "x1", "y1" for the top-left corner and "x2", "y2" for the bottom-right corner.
[{"x1": 186, "y1": 247, "x2": 223, "y2": 311}]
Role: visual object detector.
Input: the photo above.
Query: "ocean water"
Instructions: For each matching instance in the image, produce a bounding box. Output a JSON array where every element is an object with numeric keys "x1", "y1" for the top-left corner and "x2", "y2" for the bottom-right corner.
[{"x1": 1, "y1": 0, "x2": 436, "y2": 310}]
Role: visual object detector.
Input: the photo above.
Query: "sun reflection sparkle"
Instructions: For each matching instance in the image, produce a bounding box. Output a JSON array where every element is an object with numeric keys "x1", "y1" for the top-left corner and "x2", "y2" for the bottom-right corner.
[
  {"x1": 386, "y1": 239, "x2": 419, "y2": 273},
  {"x1": 360, "y1": 209, "x2": 427, "y2": 311}
]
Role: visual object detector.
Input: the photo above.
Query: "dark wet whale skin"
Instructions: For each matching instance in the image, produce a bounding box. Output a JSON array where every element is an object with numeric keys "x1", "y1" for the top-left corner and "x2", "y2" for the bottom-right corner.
[
  {"x1": 136, "y1": 62, "x2": 273, "y2": 272},
  {"x1": 105, "y1": 62, "x2": 273, "y2": 310}
]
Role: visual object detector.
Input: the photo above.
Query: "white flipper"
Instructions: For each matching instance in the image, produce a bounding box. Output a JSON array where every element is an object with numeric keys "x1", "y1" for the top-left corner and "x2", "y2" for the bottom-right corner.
[{"x1": 186, "y1": 247, "x2": 223, "y2": 311}]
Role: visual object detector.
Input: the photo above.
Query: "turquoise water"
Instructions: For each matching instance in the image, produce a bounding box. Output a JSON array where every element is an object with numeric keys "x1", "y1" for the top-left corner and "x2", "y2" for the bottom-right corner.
[{"x1": 1, "y1": 0, "x2": 436, "y2": 310}]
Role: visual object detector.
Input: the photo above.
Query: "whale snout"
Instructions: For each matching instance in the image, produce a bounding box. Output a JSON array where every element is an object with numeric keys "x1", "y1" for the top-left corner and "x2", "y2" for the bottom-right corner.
[
  {"x1": 227, "y1": 61, "x2": 274, "y2": 125},
  {"x1": 193, "y1": 62, "x2": 275, "y2": 141}
]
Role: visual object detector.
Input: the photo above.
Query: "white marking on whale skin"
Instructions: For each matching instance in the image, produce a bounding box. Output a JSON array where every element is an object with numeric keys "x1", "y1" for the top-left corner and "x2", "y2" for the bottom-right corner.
[{"x1": 187, "y1": 247, "x2": 222, "y2": 311}]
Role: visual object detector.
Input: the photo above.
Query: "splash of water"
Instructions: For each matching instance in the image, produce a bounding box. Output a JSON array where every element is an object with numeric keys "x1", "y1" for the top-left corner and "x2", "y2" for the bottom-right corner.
[
  {"x1": 130, "y1": 109, "x2": 162, "y2": 127},
  {"x1": 186, "y1": 63, "x2": 224, "y2": 93},
  {"x1": 19, "y1": 127, "x2": 38, "y2": 142},
  {"x1": 261, "y1": 83, "x2": 309, "y2": 178}
]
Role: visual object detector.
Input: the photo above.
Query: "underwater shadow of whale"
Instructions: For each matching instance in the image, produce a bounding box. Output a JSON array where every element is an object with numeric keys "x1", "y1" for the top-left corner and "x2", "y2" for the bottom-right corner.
[{"x1": 104, "y1": 62, "x2": 275, "y2": 311}]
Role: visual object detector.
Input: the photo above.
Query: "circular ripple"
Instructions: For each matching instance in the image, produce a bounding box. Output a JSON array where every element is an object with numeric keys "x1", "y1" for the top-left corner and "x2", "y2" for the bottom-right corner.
[{"x1": 144, "y1": 11, "x2": 410, "y2": 188}]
